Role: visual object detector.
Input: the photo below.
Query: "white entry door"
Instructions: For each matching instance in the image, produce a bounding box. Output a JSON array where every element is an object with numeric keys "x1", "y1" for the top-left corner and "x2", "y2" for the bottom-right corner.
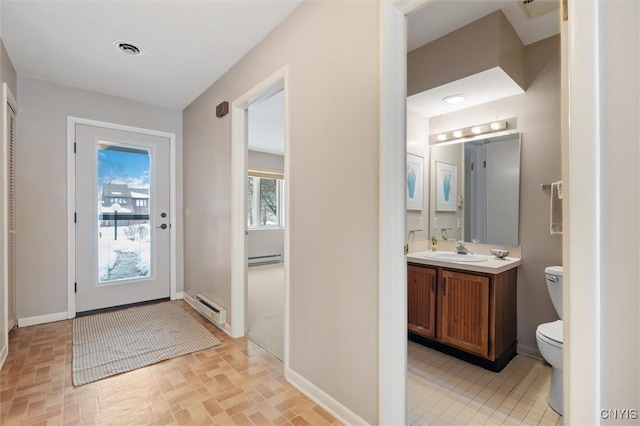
[{"x1": 75, "y1": 124, "x2": 171, "y2": 313}]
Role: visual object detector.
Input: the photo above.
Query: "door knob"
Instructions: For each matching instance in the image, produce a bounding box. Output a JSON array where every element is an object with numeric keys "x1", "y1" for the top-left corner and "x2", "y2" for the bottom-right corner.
[{"x1": 156, "y1": 224, "x2": 168, "y2": 230}]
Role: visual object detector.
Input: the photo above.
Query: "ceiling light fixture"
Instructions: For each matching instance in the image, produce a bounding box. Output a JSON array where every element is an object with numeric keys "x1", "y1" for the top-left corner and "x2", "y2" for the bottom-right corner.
[
  {"x1": 490, "y1": 121, "x2": 507, "y2": 131},
  {"x1": 430, "y1": 120, "x2": 509, "y2": 143},
  {"x1": 443, "y1": 94, "x2": 467, "y2": 105},
  {"x1": 113, "y1": 40, "x2": 145, "y2": 57}
]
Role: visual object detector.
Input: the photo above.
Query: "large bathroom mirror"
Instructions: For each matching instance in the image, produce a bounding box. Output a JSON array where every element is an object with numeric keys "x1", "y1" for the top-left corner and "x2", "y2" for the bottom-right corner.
[{"x1": 429, "y1": 133, "x2": 521, "y2": 246}]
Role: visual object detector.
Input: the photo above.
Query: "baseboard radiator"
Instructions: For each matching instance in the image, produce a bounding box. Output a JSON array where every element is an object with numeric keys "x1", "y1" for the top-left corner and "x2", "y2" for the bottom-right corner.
[
  {"x1": 193, "y1": 294, "x2": 227, "y2": 326},
  {"x1": 248, "y1": 254, "x2": 282, "y2": 266}
]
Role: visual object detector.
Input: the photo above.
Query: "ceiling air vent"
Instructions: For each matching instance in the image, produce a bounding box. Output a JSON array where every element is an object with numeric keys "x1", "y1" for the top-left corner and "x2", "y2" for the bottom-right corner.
[
  {"x1": 521, "y1": 0, "x2": 560, "y2": 19},
  {"x1": 113, "y1": 40, "x2": 145, "y2": 56}
]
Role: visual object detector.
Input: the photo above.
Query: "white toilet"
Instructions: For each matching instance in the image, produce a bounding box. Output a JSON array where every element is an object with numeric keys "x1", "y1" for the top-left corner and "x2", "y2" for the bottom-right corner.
[{"x1": 536, "y1": 266, "x2": 564, "y2": 415}]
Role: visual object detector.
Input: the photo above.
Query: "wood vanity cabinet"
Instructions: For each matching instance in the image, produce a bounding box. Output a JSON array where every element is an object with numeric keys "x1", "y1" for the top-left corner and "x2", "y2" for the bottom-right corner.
[
  {"x1": 407, "y1": 265, "x2": 437, "y2": 338},
  {"x1": 408, "y1": 263, "x2": 518, "y2": 371}
]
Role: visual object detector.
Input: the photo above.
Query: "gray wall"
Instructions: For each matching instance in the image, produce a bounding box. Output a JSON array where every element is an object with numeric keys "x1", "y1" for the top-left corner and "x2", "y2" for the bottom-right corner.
[
  {"x1": 248, "y1": 150, "x2": 284, "y2": 259},
  {"x1": 429, "y1": 35, "x2": 562, "y2": 353},
  {"x1": 15, "y1": 76, "x2": 183, "y2": 319},
  {"x1": 183, "y1": 2, "x2": 379, "y2": 422}
]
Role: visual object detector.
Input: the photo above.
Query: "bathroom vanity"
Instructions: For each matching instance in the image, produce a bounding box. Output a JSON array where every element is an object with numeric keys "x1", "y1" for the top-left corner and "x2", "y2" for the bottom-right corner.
[{"x1": 407, "y1": 251, "x2": 521, "y2": 372}]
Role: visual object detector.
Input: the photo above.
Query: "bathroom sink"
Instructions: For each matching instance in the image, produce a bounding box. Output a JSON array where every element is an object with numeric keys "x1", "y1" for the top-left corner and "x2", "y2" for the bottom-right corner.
[{"x1": 423, "y1": 252, "x2": 488, "y2": 262}]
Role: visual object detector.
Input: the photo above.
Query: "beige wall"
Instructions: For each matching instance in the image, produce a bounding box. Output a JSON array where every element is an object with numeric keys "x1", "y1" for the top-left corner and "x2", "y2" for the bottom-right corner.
[
  {"x1": 183, "y1": 2, "x2": 379, "y2": 422},
  {"x1": 1, "y1": 41, "x2": 16, "y2": 96},
  {"x1": 598, "y1": 0, "x2": 639, "y2": 417},
  {"x1": 407, "y1": 10, "x2": 525, "y2": 97},
  {"x1": 248, "y1": 150, "x2": 284, "y2": 173},
  {"x1": 429, "y1": 35, "x2": 562, "y2": 353},
  {"x1": 15, "y1": 76, "x2": 183, "y2": 319}
]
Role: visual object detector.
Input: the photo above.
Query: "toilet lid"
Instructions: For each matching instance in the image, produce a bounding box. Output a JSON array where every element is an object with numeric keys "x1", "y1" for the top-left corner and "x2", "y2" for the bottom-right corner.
[{"x1": 538, "y1": 320, "x2": 563, "y2": 344}]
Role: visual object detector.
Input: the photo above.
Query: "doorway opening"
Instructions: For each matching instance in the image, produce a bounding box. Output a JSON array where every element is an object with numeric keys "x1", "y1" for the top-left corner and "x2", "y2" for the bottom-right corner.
[
  {"x1": 246, "y1": 89, "x2": 286, "y2": 360},
  {"x1": 229, "y1": 67, "x2": 290, "y2": 367}
]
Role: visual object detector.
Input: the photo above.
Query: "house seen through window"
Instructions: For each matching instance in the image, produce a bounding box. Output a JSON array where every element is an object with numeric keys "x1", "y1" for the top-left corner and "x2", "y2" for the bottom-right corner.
[{"x1": 247, "y1": 171, "x2": 284, "y2": 228}]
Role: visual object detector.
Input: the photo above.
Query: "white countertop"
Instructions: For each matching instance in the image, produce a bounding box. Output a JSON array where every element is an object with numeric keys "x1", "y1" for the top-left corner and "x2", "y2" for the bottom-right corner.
[{"x1": 407, "y1": 250, "x2": 522, "y2": 274}]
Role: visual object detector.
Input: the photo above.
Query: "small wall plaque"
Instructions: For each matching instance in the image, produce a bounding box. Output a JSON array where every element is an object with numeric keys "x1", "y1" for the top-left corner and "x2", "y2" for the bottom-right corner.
[{"x1": 216, "y1": 101, "x2": 229, "y2": 118}]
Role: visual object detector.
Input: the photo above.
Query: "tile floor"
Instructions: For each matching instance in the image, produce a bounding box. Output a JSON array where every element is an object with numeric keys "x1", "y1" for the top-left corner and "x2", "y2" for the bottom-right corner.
[
  {"x1": 408, "y1": 341, "x2": 562, "y2": 426},
  {"x1": 0, "y1": 300, "x2": 338, "y2": 426},
  {"x1": 0, "y1": 300, "x2": 564, "y2": 426}
]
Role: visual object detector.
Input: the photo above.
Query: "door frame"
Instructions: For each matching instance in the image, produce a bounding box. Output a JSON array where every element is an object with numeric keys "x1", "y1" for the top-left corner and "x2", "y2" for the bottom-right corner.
[
  {"x1": 66, "y1": 117, "x2": 178, "y2": 318},
  {"x1": 229, "y1": 66, "x2": 290, "y2": 368},
  {"x1": 380, "y1": 0, "x2": 607, "y2": 424}
]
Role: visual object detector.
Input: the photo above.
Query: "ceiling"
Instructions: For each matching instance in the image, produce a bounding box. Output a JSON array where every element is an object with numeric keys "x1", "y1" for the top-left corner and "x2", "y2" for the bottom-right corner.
[
  {"x1": 407, "y1": 0, "x2": 560, "y2": 118},
  {"x1": 248, "y1": 90, "x2": 285, "y2": 156},
  {"x1": 1, "y1": 1, "x2": 301, "y2": 110},
  {"x1": 407, "y1": 67, "x2": 524, "y2": 118}
]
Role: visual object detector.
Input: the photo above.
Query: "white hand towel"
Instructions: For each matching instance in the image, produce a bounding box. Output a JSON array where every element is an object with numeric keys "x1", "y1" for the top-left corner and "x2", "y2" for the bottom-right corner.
[
  {"x1": 550, "y1": 181, "x2": 562, "y2": 234},
  {"x1": 557, "y1": 180, "x2": 563, "y2": 200}
]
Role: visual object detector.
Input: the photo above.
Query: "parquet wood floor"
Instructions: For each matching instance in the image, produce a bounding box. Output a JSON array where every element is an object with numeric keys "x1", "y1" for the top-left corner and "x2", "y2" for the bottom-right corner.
[{"x1": 0, "y1": 300, "x2": 339, "y2": 426}]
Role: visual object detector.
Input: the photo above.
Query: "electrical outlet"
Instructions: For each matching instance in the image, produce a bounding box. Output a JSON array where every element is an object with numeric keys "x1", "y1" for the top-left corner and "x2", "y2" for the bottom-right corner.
[
  {"x1": 418, "y1": 217, "x2": 424, "y2": 230},
  {"x1": 184, "y1": 208, "x2": 190, "y2": 218},
  {"x1": 457, "y1": 218, "x2": 462, "y2": 228},
  {"x1": 433, "y1": 217, "x2": 439, "y2": 229}
]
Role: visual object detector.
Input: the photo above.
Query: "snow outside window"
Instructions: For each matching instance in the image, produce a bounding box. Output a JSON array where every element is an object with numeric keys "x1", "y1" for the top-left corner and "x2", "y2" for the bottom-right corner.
[{"x1": 247, "y1": 175, "x2": 284, "y2": 229}]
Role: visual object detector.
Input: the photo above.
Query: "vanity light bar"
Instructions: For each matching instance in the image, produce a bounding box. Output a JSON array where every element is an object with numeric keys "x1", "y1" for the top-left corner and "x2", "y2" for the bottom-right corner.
[{"x1": 434, "y1": 120, "x2": 508, "y2": 143}]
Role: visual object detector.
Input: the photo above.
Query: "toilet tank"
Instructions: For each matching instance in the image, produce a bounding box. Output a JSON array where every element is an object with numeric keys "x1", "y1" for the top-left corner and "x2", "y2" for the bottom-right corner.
[{"x1": 545, "y1": 266, "x2": 563, "y2": 319}]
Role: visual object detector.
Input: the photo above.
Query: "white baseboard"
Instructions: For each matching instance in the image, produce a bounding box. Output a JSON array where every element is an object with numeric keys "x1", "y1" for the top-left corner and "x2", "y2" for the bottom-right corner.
[
  {"x1": 183, "y1": 293, "x2": 233, "y2": 337},
  {"x1": 517, "y1": 343, "x2": 543, "y2": 360},
  {"x1": 18, "y1": 311, "x2": 69, "y2": 327},
  {"x1": 173, "y1": 292, "x2": 184, "y2": 300},
  {"x1": 285, "y1": 367, "x2": 369, "y2": 426}
]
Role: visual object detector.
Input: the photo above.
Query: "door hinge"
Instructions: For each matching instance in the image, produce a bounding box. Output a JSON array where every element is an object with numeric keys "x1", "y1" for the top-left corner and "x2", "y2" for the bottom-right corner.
[
  {"x1": 483, "y1": 160, "x2": 486, "y2": 168},
  {"x1": 471, "y1": 163, "x2": 474, "y2": 171},
  {"x1": 488, "y1": 339, "x2": 492, "y2": 352},
  {"x1": 489, "y1": 282, "x2": 493, "y2": 293},
  {"x1": 562, "y1": 0, "x2": 568, "y2": 21},
  {"x1": 74, "y1": 213, "x2": 77, "y2": 223},
  {"x1": 74, "y1": 142, "x2": 77, "y2": 153},
  {"x1": 74, "y1": 282, "x2": 77, "y2": 293},
  {"x1": 403, "y1": 244, "x2": 409, "y2": 255}
]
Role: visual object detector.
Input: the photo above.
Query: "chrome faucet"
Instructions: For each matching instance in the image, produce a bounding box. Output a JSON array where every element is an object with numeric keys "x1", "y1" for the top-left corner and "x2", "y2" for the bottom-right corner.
[{"x1": 455, "y1": 240, "x2": 472, "y2": 255}]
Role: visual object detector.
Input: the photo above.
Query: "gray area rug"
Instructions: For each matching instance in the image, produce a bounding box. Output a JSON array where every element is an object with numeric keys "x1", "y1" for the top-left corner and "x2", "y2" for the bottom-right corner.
[{"x1": 72, "y1": 301, "x2": 221, "y2": 386}]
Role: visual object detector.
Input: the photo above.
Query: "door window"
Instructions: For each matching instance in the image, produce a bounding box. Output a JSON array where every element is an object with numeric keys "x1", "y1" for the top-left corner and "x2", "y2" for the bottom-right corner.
[{"x1": 98, "y1": 143, "x2": 152, "y2": 283}]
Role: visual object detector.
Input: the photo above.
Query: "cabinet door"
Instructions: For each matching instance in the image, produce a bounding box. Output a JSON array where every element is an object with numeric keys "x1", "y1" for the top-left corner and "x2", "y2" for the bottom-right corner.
[
  {"x1": 440, "y1": 270, "x2": 490, "y2": 357},
  {"x1": 408, "y1": 265, "x2": 436, "y2": 338}
]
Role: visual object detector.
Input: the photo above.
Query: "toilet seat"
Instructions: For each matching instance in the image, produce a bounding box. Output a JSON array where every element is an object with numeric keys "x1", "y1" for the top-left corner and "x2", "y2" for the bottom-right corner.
[{"x1": 536, "y1": 320, "x2": 563, "y2": 349}]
